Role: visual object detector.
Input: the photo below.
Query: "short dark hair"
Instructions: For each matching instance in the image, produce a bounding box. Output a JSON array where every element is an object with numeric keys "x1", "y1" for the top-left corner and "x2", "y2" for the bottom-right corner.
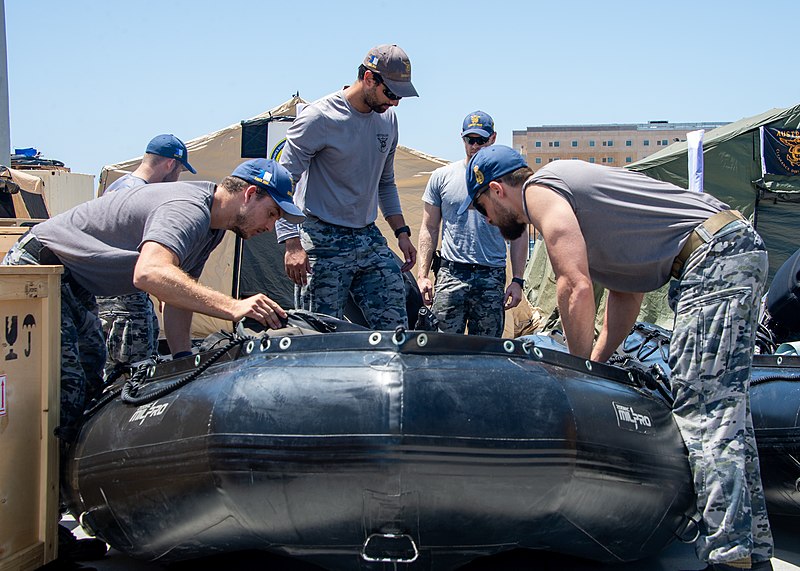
[
  {"x1": 221, "y1": 176, "x2": 250, "y2": 194},
  {"x1": 498, "y1": 166, "x2": 534, "y2": 188}
]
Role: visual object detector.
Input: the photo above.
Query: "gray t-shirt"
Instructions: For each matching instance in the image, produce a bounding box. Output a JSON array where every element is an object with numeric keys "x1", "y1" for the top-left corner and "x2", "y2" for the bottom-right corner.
[
  {"x1": 276, "y1": 90, "x2": 403, "y2": 241},
  {"x1": 423, "y1": 160, "x2": 507, "y2": 267},
  {"x1": 105, "y1": 173, "x2": 148, "y2": 194},
  {"x1": 31, "y1": 181, "x2": 225, "y2": 295},
  {"x1": 528, "y1": 161, "x2": 727, "y2": 292}
]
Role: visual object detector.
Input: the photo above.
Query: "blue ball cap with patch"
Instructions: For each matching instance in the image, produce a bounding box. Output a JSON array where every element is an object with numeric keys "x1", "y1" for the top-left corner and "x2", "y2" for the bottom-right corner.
[
  {"x1": 458, "y1": 145, "x2": 528, "y2": 215},
  {"x1": 231, "y1": 159, "x2": 305, "y2": 224},
  {"x1": 461, "y1": 111, "x2": 495, "y2": 138},
  {"x1": 145, "y1": 134, "x2": 196, "y2": 174}
]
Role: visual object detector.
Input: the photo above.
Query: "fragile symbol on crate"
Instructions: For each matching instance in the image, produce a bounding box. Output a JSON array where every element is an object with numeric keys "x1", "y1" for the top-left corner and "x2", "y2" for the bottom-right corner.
[{"x1": 5, "y1": 315, "x2": 18, "y2": 361}]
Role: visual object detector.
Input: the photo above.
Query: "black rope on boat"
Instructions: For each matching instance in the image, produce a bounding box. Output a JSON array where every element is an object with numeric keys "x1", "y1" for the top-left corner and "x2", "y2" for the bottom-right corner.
[{"x1": 119, "y1": 336, "x2": 250, "y2": 406}]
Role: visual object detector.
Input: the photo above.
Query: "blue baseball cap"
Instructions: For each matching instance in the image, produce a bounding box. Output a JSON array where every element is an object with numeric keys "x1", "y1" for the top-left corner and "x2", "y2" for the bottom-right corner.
[
  {"x1": 457, "y1": 145, "x2": 528, "y2": 215},
  {"x1": 461, "y1": 111, "x2": 495, "y2": 138},
  {"x1": 145, "y1": 134, "x2": 196, "y2": 174},
  {"x1": 231, "y1": 159, "x2": 305, "y2": 224}
]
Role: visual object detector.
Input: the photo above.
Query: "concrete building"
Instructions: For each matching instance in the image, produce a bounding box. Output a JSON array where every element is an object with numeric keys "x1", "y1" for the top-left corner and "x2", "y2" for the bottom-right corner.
[{"x1": 513, "y1": 121, "x2": 727, "y2": 171}]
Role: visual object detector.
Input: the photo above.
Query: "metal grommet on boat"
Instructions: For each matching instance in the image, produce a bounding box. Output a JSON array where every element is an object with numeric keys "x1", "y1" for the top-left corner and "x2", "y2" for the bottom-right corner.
[
  {"x1": 244, "y1": 340, "x2": 255, "y2": 355},
  {"x1": 148, "y1": 366, "x2": 156, "y2": 378},
  {"x1": 522, "y1": 342, "x2": 532, "y2": 355},
  {"x1": 585, "y1": 360, "x2": 593, "y2": 371},
  {"x1": 628, "y1": 371, "x2": 635, "y2": 382},
  {"x1": 533, "y1": 347, "x2": 543, "y2": 359},
  {"x1": 392, "y1": 331, "x2": 406, "y2": 345},
  {"x1": 503, "y1": 340, "x2": 515, "y2": 353},
  {"x1": 416, "y1": 333, "x2": 428, "y2": 347},
  {"x1": 279, "y1": 337, "x2": 292, "y2": 350},
  {"x1": 777, "y1": 356, "x2": 783, "y2": 365},
  {"x1": 368, "y1": 332, "x2": 382, "y2": 345},
  {"x1": 194, "y1": 355, "x2": 201, "y2": 367},
  {"x1": 260, "y1": 337, "x2": 271, "y2": 351}
]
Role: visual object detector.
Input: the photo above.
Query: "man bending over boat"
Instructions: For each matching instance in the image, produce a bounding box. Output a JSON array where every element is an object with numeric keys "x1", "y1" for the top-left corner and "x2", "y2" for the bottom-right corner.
[
  {"x1": 97, "y1": 133, "x2": 197, "y2": 382},
  {"x1": 458, "y1": 145, "x2": 773, "y2": 571},
  {"x1": 2, "y1": 158, "x2": 304, "y2": 442}
]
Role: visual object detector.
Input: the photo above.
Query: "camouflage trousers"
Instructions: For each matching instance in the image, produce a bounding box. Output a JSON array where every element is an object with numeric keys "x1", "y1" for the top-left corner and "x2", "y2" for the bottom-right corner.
[
  {"x1": 433, "y1": 263, "x2": 506, "y2": 336},
  {"x1": 668, "y1": 220, "x2": 773, "y2": 565},
  {"x1": 297, "y1": 217, "x2": 407, "y2": 329},
  {"x1": 2, "y1": 242, "x2": 106, "y2": 441},
  {"x1": 97, "y1": 292, "x2": 159, "y2": 380}
]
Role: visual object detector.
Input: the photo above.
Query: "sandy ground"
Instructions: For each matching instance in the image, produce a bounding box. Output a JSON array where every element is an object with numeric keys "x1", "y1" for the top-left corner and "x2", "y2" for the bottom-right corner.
[{"x1": 63, "y1": 514, "x2": 799, "y2": 571}]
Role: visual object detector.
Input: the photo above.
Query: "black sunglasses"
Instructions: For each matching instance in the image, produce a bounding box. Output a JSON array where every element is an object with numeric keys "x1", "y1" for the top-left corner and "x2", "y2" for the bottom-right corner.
[
  {"x1": 371, "y1": 73, "x2": 402, "y2": 101},
  {"x1": 472, "y1": 187, "x2": 489, "y2": 217},
  {"x1": 463, "y1": 135, "x2": 490, "y2": 146}
]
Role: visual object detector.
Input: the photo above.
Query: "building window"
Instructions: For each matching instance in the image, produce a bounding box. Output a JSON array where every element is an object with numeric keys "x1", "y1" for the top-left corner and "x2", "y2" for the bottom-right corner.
[
  {"x1": 535, "y1": 157, "x2": 542, "y2": 164},
  {"x1": 589, "y1": 140, "x2": 596, "y2": 147},
  {"x1": 602, "y1": 141, "x2": 606, "y2": 146},
  {"x1": 607, "y1": 140, "x2": 614, "y2": 147},
  {"x1": 607, "y1": 157, "x2": 614, "y2": 163},
  {"x1": 626, "y1": 157, "x2": 632, "y2": 163},
  {"x1": 589, "y1": 157, "x2": 596, "y2": 163},
  {"x1": 643, "y1": 140, "x2": 650, "y2": 146},
  {"x1": 625, "y1": 140, "x2": 632, "y2": 146},
  {"x1": 601, "y1": 158, "x2": 607, "y2": 163},
  {"x1": 535, "y1": 141, "x2": 542, "y2": 148},
  {"x1": 571, "y1": 140, "x2": 578, "y2": 147},
  {"x1": 661, "y1": 139, "x2": 668, "y2": 145},
  {"x1": 554, "y1": 141, "x2": 560, "y2": 147}
]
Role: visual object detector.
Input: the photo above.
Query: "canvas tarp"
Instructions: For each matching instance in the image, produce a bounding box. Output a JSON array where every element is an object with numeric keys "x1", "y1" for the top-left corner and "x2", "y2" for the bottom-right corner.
[{"x1": 99, "y1": 96, "x2": 534, "y2": 338}]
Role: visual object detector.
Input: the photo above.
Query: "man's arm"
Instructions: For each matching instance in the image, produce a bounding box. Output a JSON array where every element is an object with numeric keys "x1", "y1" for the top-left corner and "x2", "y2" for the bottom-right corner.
[
  {"x1": 591, "y1": 290, "x2": 644, "y2": 362},
  {"x1": 134, "y1": 241, "x2": 288, "y2": 328},
  {"x1": 162, "y1": 304, "x2": 194, "y2": 356},
  {"x1": 416, "y1": 203, "x2": 442, "y2": 306},
  {"x1": 385, "y1": 213, "x2": 417, "y2": 272},
  {"x1": 504, "y1": 228, "x2": 529, "y2": 310},
  {"x1": 526, "y1": 185, "x2": 596, "y2": 359}
]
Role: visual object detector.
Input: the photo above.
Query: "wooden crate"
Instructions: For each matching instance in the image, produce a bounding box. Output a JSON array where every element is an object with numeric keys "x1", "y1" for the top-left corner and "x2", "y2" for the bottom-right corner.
[
  {"x1": 0, "y1": 228, "x2": 28, "y2": 260},
  {"x1": 0, "y1": 266, "x2": 61, "y2": 571}
]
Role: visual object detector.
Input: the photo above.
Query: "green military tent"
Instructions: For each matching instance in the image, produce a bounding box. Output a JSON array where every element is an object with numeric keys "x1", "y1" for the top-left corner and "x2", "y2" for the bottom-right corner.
[{"x1": 628, "y1": 103, "x2": 800, "y2": 277}]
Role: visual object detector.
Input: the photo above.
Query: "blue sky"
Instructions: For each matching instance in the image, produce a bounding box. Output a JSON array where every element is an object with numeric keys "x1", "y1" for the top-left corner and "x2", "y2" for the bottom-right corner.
[{"x1": 5, "y1": 0, "x2": 799, "y2": 181}]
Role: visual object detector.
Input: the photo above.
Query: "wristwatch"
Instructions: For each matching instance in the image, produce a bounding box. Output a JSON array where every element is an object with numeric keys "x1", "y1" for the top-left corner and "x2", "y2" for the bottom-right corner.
[
  {"x1": 394, "y1": 225, "x2": 411, "y2": 238},
  {"x1": 511, "y1": 277, "x2": 525, "y2": 287}
]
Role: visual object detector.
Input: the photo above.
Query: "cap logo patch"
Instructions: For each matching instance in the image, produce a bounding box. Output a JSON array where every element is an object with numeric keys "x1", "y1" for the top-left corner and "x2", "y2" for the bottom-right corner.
[
  {"x1": 174, "y1": 149, "x2": 184, "y2": 158},
  {"x1": 469, "y1": 115, "x2": 483, "y2": 128},
  {"x1": 367, "y1": 55, "x2": 379, "y2": 68},
  {"x1": 473, "y1": 165, "x2": 484, "y2": 186},
  {"x1": 254, "y1": 170, "x2": 273, "y2": 186}
]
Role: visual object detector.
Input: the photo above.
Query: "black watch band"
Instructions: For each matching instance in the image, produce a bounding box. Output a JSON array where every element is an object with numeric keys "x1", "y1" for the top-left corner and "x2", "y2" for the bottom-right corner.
[
  {"x1": 394, "y1": 225, "x2": 411, "y2": 238},
  {"x1": 512, "y1": 277, "x2": 525, "y2": 287}
]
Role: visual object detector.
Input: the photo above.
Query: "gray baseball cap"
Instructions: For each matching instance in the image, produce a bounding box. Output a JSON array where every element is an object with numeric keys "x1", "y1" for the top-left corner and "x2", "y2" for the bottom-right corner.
[{"x1": 362, "y1": 44, "x2": 419, "y2": 98}]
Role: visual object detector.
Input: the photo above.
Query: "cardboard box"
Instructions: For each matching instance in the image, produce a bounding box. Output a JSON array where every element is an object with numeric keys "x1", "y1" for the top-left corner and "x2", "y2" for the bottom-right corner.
[{"x1": 0, "y1": 265, "x2": 61, "y2": 571}]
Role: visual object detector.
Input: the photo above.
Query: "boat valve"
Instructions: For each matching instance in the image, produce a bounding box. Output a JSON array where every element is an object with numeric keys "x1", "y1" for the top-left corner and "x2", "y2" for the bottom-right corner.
[{"x1": 361, "y1": 533, "x2": 419, "y2": 563}]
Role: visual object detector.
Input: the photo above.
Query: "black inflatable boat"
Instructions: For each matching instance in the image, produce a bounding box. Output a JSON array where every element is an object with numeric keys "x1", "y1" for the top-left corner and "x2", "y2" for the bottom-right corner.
[{"x1": 64, "y1": 314, "x2": 697, "y2": 570}]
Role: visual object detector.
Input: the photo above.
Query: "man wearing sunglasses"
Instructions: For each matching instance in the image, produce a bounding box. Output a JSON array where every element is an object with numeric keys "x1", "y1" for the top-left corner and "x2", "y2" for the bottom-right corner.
[
  {"x1": 416, "y1": 111, "x2": 527, "y2": 336},
  {"x1": 458, "y1": 145, "x2": 773, "y2": 571},
  {"x1": 277, "y1": 44, "x2": 419, "y2": 329}
]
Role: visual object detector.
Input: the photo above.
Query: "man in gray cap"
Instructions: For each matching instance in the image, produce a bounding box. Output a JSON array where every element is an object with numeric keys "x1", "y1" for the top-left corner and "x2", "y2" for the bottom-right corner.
[
  {"x1": 277, "y1": 44, "x2": 419, "y2": 329},
  {"x1": 97, "y1": 133, "x2": 197, "y2": 380},
  {"x1": 416, "y1": 111, "x2": 527, "y2": 336}
]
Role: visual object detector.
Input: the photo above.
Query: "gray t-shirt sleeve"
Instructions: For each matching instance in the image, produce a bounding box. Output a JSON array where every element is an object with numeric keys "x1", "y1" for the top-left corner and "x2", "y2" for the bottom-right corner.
[{"x1": 141, "y1": 199, "x2": 214, "y2": 278}]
